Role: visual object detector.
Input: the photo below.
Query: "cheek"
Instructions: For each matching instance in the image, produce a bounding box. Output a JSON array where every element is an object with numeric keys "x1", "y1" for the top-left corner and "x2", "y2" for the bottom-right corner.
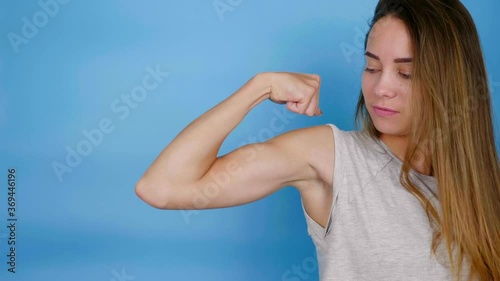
[
  {"x1": 400, "y1": 88, "x2": 412, "y2": 107},
  {"x1": 361, "y1": 74, "x2": 375, "y2": 99}
]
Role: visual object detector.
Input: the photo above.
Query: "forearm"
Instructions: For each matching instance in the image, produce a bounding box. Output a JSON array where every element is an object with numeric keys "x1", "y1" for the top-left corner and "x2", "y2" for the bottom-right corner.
[{"x1": 139, "y1": 73, "x2": 272, "y2": 187}]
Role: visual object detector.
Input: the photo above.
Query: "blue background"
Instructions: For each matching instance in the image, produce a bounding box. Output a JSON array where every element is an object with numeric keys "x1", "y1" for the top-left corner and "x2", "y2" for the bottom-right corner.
[{"x1": 1, "y1": 0, "x2": 499, "y2": 280}]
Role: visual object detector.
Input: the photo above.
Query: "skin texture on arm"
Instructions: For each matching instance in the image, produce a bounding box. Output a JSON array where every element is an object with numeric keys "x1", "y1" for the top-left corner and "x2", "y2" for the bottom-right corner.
[
  {"x1": 135, "y1": 73, "x2": 272, "y2": 209},
  {"x1": 164, "y1": 125, "x2": 332, "y2": 211},
  {"x1": 134, "y1": 72, "x2": 332, "y2": 225}
]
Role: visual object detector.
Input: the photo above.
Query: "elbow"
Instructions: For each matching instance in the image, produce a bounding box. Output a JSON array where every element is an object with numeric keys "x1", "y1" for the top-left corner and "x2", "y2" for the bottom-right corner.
[{"x1": 135, "y1": 178, "x2": 171, "y2": 209}]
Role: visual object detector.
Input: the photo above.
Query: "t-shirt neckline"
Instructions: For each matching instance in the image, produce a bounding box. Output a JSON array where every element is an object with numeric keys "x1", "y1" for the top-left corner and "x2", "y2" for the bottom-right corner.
[{"x1": 375, "y1": 136, "x2": 436, "y2": 182}]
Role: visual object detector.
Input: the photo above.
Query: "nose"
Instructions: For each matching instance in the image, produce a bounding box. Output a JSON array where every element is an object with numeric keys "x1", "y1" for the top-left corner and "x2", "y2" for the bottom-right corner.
[{"x1": 374, "y1": 72, "x2": 397, "y2": 98}]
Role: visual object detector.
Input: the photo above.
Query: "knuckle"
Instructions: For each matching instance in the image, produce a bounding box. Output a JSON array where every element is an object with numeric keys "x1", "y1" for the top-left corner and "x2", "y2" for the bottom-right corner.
[
  {"x1": 311, "y1": 74, "x2": 321, "y2": 85},
  {"x1": 305, "y1": 85, "x2": 315, "y2": 95},
  {"x1": 310, "y1": 74, "x2": 320, "y2": 81},
  {"x1": 298, "y1": 106, "x2": 307, "y2": 115}
]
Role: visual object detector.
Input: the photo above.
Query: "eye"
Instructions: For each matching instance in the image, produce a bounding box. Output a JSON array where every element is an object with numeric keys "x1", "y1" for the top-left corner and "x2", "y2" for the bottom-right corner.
[
  {"x1": 364, "y1": 67, "x2": 378, "y2": 74},
  {"x1": 399, "y1": 72, "x2": 412, "y2": 79}
]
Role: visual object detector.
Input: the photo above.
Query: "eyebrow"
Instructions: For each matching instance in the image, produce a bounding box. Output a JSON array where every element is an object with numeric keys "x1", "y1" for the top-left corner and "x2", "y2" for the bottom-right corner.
[{"x1": 365, "y1": 51, "x2": 413, "y2": 63}]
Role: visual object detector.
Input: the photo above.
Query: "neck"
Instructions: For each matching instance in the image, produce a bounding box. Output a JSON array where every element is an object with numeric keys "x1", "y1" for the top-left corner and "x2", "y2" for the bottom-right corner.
[{"x1": 380, "y1": 134, "x2": 433, "y2": 176}]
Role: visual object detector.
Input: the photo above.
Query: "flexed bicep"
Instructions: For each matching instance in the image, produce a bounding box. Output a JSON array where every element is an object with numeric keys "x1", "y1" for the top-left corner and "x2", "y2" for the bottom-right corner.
[{"x1": 168, "y1": 140, "x2": 313, "y2": 210}]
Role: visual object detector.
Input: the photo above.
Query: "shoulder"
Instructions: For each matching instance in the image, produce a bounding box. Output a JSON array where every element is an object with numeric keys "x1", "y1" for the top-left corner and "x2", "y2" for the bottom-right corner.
[
  {"x1": 267, "y1": 123, "x2": 383, "y2": 186},
  {"x1": 301, "y1": 124, "x2": 386, "y2": 185},
  {"x1": 266, "y1": 124, "x2": 334, "y2": 185},
  {"x1": 268, "y1": 123, "x2": 334, "y2": 156},
  {"x1": 285, "y1": 124, "x2": 386, "y2": 228},
  {"x1": 305, "y1": 124, "x2": 378, "y2": 185}
]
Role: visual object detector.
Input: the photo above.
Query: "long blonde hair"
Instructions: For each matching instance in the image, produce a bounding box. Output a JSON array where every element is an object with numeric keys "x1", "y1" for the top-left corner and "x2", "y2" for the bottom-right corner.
[{"x1": 355, "y1": 0, "x2": 500, "y2": 280}]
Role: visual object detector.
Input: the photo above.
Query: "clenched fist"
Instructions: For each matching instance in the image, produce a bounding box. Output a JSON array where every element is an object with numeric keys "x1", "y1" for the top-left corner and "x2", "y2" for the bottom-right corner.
[{"x1": 267, "y1": 72, "x2": 323, "y2": 116}]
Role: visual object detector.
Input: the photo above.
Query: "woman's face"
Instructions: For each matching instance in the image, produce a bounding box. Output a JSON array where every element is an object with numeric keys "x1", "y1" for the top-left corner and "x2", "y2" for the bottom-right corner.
[{"x1": 362, "y1": 16, "x2": 414, "y2": 136}]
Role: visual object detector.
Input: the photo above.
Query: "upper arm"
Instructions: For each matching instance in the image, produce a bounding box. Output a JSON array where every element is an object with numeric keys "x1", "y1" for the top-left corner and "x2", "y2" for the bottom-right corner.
[{"x1": 164, "y1": 125, "x2": 335, "y2": 210}]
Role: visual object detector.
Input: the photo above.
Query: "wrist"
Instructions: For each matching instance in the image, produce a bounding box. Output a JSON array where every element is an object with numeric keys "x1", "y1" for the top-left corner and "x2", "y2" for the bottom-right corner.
[
  {"x1": 239, "y1": 72, "x2": 273, "y2": 110},
  {"x1": 253, "y1": 72, "x2": 273, "y2": 99}
]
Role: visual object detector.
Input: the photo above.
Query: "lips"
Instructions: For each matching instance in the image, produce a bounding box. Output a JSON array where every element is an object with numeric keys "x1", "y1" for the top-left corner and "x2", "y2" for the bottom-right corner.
[
  {"x1": 373, "y1": 106, "x2": 398, "y2": 113},
  {"x1": 373, "y1": 106, "x2": 399, "y2": 117}
]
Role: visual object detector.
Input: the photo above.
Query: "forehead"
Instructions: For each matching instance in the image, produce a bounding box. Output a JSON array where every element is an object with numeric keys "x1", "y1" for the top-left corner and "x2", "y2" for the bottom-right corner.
[{"x1": 366, "y1": 16, "x2": 413, "y2": 58}]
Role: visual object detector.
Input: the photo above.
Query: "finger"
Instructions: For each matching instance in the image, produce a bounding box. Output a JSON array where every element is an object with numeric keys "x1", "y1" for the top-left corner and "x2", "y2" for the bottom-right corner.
[
  {"x1": 286, "y1": 101, "x2": 300, "y2": 114},
  {"x1": 303, "y1": 84, "x2": 321, "y2": 116},
  {"x1": 315, "y1": 86, "x2": 322, "y2": 116},
  {"x1": 315, "y1": 107, "x2": 323, "y2": 116},
  {"x1": 311, "y1": 76, "x2": 322, "y2": 116},
  {"x1": 304, "y1": 94, "x2": 318, "y2": 116},
  {"x1": 308, "y1": 73, "x2": 321, "y2": 82},
  {"x1": 270, "y1": 98, "x2": 287, "y2": 105},
  {"x1": 295, "y1": 92, "x2": 313, "y2": 115}
]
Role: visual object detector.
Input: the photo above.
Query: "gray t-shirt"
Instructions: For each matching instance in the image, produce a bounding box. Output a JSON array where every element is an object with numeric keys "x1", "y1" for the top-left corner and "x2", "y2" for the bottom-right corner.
[{"x1": 301, "y1": 123, "x2": 471, "y2": 281}]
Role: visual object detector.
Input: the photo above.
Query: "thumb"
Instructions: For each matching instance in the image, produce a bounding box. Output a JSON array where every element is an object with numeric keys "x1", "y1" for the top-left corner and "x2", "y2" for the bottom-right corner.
[
  {"x1": 286, "y1": 101, "x2": 300, "y2": 113},
  {"x1": 315, "y1": 108, "x2": 323, "y2": 116}
]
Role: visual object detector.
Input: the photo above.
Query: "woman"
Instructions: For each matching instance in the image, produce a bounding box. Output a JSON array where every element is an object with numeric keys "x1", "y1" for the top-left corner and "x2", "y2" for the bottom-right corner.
[{"x1": 135, "y1": 0, "x2": 500, "y2": 280}]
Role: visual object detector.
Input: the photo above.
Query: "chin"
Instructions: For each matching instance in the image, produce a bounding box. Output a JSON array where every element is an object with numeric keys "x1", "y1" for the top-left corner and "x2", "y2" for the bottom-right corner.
[{"x1": 371, "y1": 118, "x2": 408, "y2": 137}]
